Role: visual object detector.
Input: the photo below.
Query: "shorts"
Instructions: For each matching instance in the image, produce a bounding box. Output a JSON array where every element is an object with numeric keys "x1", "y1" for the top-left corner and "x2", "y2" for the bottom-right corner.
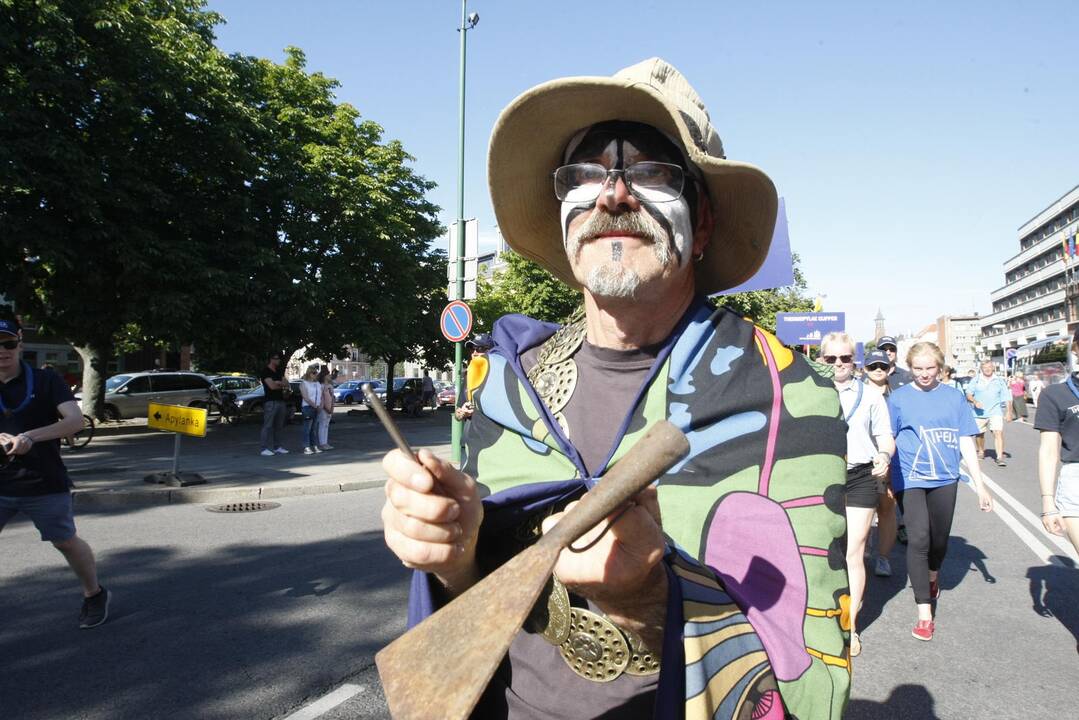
[
  {"x1": 975, "y1": 415, "x2": 1003, "y2": 433},
  {"x1": 1056, "y1": 463, "x2": 1079, "y2": 518},
  {"x1": 845, "y1": 463, "x2": 883, "y2": 508},
  {"x1": 0, "y1": 492, "x2": 77, "y2": 542}
]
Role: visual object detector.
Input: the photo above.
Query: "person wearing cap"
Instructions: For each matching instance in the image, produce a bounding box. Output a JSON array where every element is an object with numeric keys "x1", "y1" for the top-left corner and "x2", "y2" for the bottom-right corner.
[
  {"x1": 455, "y1": 334, "x2": 493, "y2": 421},
  {"x1": 857, "y1": 349, "x2": 900, "y2": 577},
  {"x1": 0, "y1": 318, "x2": 111, "y2": 628},
  {"x1": 820, "y1": 333, "x2": 893, "y2": 658},
  {"x1": 876, "y1": 336, "x2": 913, "y2": 391},
  {"x1": 380, "y1": 59, "x2": 848, "y2": 719},
  {"x1": 1033, "y1": 329, "x2": 1079, "y2": 556},
  {"x1": 966, "y1": 359, "x2": 1010, "y2": 466}
]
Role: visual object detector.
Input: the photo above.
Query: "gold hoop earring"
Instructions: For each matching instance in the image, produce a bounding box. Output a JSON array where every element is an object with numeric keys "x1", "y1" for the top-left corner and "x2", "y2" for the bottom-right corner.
[{"x1": 692, "y1": 249, "x2": 705, "y2": 263}]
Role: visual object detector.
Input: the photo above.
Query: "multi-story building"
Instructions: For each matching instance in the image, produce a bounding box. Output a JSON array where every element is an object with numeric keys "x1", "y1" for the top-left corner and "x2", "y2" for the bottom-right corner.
[
  {"x1": 937, "y1": 314, "x2": 982, "y2": 375},
  {"x1": 981, "y1": 184, "x2": 1079, "y2": 359}
]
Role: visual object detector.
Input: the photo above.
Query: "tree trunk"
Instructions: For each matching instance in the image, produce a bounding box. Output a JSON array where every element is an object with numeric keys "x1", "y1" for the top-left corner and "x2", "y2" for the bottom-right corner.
[{"x1": 74, "y1": 341, "x2": 111, "y2": 421}]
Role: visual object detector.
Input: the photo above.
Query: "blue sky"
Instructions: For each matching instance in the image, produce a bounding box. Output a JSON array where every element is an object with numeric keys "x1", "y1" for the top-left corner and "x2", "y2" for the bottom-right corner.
[{"x1": 207, "y1": 0, "x2": 1079, "y2": 340}]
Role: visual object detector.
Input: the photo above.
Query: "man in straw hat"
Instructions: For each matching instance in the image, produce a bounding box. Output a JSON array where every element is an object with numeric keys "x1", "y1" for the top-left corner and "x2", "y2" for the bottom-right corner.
[{"x1": 381, "y1": 59, "x2": 849, "y2": 718}]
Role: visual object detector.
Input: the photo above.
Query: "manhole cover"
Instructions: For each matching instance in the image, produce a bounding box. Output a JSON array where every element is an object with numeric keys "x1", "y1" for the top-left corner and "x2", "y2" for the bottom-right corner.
[{"x1": 206, "y1": 501, "x2": 281, "y2": 513}]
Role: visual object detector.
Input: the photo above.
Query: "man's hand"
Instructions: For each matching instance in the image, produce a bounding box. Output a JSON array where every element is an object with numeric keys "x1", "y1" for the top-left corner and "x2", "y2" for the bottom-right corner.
[
  {"x1": 542, "y1": 486, "x2": 667, "y2": 648},
  {"x1": 870, "y1": 452, "x2": 889, "y2": 478},
  {"x1": 0, "y1": 433, "x2": 32, "y2": 457},
  {"x1": 381, "y1": 448, "x2": 483, "y2": 596}
]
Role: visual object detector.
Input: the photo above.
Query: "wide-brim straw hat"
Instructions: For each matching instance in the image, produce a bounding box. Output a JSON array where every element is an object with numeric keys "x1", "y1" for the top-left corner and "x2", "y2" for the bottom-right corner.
[{"x1": 488, "y1": 58, "x2": 778, "y2": 296}]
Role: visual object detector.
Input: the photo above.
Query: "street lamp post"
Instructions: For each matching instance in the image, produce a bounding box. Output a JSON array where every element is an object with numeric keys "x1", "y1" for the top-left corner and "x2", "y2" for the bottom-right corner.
[{"x1": 451, "y1": 3, "x2": 478, "y2": 464}]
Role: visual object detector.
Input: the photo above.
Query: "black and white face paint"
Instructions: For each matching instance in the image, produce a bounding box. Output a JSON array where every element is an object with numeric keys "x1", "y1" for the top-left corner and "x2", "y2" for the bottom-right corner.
[{"x1": 560, "y1": 122, "x2": 697, "y2": 299}]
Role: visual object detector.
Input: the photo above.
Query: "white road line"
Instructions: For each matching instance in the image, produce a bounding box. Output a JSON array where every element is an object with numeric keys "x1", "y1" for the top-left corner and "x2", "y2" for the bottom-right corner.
[
  {"x1": 282, "y1": 684, "x2": 364, "y2": 720},
  {"x1": 959, "y1": 467, "x2": 1077, "y2": 567},
  {"x1": 978, "y1": 470, "x2": 1079, "y2": 561}
]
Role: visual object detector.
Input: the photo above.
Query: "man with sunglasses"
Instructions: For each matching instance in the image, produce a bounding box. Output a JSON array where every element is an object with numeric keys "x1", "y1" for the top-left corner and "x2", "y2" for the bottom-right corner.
[
  {"x1": 380, "y1": 59, "x2": 848, "y2": 719},
  {"x1": 0, "y1": 318, "x2": 110, "y2": 628},
  {"x1": 877, "y1": 335, "x2": 914, "y2": 391}
]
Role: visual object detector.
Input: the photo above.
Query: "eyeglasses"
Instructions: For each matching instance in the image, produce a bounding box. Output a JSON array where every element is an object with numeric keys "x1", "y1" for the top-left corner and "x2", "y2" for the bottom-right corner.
[
  {"x1": 821, "y1": 354, "x2": 853, "y2": 365},
  {"x1": 865, "y1": 363, "x2": 889, "y2": 371},
  {"x1": 0, "y1": 339, "x2": 19, "y2": 350},
  {"x1": 553, "y1": 162, "x2": 686, "y2": 204}
]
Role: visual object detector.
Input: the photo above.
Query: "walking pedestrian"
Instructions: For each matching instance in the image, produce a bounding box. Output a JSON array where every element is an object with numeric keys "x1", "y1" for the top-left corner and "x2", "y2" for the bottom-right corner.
[
  {"x1": 299, "y1": 366, "x2": 322, "y2": 454},
  {"x1": 1034, "y1": 329, "x2": 1079, "y2": 556},
  {"x1": 878, "y1": 335, "x2": 914, "y2": 391},
  {"x1": 380, "y1": 58, "x2": 851, "y2": 717},
  {"x1": 259, "y1": 352, "x2": 289, "y2": 456},
  {"x1": 0, "y1": 318, "x2": 111, "y2": 628},
  {"x1": 863, "y1": 349, "x2": 902, "y2": 572},
  {"x1": 316, "y1": 367, "x2": 334, "y2": 451},
  {"x1": 940, "y1": 365, "x2": 958, "y2": 390},
  {"x1": 966, "y1": 359, "x2": 1011, "y2": 466},
  {"x1": 420, "y1": 370, "x2": 436, "y2": 410},
  {"x1": 821, "y1": 333, "x2": 894, "y2": 658},
  {"x1": 1009, "y1": 372, "x2": 1028, "y2": 423},
  {"x1": 1029, "y1": 373, "x2": 1045, "y2": 408},
  {"x1": 888, "y1": 341, "x2": 993, "y2": 642}
]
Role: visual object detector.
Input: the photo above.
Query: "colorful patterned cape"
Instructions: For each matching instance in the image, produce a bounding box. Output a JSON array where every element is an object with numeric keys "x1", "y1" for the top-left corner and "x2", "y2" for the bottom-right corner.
[{"x1": 409, "y1": 299, "x2": 851, "y2": 719}]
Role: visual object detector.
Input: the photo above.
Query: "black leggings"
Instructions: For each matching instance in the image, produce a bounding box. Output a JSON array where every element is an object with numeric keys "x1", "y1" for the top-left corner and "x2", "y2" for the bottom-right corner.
[{"x1": 896, "y1": 483, "x2": 958, "y2": 605}]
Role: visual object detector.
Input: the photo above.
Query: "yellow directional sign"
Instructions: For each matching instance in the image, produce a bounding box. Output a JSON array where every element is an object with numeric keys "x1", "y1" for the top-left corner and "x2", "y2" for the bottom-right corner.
[{"x1": 147, "y1": 403, "x2": 208, "y2": 438}]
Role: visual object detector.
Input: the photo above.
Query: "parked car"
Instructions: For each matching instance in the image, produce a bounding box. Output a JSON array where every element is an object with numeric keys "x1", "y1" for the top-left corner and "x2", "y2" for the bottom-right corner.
[
  {"x1": 226, "y1": 380, "x2": 302, "y2": 418},
  {"x1": 209, "y1": 375, "x2": 261, "y2": 395},
  {"x1": 92, "y1": 371, "x2": 216, "y2": 420},
  {"x1": 332, "y1": 380, "x2": 365, "y2": 405},
  {"x1": 436, "y1": 383, "x2": 456, "y2": 408},
  {"x1": 359, "y1": 380, "x2": 388, "y2": 405}
]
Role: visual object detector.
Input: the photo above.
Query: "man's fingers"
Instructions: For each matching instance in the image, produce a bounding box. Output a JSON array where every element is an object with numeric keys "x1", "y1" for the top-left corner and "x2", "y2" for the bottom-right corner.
[
  {"x1": 416, "y1": 448, "x2": 477, "y2": 498},
  {"x1": 385, "y1": 480, "x2": 461, "y2": 523},
  {"x1": 382, "y1": 502, "x2": 461, "y2": 543},
  {"x1": 383, "y1": 525, "x2": 464, "y2": 569},
  {"x1": 382, "y1": 449, "x2": 434, "y2": 493}
]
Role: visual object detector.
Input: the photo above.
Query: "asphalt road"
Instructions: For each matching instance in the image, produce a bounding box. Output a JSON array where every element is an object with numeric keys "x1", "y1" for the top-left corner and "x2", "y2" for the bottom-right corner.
[{"x1": 2, "y1": 418, "x2": 1077, "y2": 719}]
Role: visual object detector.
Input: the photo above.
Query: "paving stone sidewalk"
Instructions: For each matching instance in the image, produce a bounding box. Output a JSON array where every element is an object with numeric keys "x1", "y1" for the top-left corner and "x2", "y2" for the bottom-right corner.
[{"x1": 63, "y1": 407, "x2": 454, "y2": 508}]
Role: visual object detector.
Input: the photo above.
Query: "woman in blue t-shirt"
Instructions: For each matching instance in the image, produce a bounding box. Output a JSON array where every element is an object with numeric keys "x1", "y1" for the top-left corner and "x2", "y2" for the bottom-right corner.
[{"x1": 887, "y1": 342, "x2": 994, "y2": 642}]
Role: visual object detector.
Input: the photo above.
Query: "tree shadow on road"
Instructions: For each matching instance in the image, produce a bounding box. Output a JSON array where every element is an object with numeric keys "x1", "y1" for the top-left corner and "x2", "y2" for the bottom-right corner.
[
  {"x1": 1026, "y1": 555, "x2": 1079, "y2": 650},
  {"x1": 0, "y1": 531, "x2": 410, "y2": 720},
  {"x1": 845, "y1": 683, "x2": 941, "y2": 719}
]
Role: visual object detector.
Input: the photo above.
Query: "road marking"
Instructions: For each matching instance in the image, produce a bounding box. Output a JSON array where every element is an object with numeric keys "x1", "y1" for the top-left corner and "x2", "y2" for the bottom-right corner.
[
  {"x1": 282, "y1": 684, "x2": 364, "y2": 720},
  {"x1": 960, "y1": 467, "x2": 1078, "y2": 566}
]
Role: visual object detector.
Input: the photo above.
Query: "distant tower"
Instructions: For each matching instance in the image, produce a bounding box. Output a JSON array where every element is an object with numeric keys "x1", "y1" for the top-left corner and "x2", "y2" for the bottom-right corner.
[{"x1": 874, "y1": 309, "x2": 886, "y2": 342}]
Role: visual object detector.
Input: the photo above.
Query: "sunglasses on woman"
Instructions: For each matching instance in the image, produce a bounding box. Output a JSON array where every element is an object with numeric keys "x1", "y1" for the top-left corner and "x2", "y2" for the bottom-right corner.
[
  {"x1": 821, "y1": 354, "x2": 853, "y2": 365},
  {"x1": 865, "y1": 363, "x2": 889, "y2": 371}
]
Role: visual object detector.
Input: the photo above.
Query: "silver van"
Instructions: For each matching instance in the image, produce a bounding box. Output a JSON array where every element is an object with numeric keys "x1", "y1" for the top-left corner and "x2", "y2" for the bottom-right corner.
[{"x1": 100, "y1": 371, "x2": 216, "y2": 419}]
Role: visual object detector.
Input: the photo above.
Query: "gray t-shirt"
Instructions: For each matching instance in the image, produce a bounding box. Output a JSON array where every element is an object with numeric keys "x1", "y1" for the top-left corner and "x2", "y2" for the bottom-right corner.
[{"x1": 473, "y1": 339, "x2": 661, "y2": 719}]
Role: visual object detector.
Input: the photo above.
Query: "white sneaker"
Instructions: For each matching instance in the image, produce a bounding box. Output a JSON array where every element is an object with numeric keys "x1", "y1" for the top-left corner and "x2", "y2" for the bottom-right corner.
[
  {"x1": 319, "y1": 444, "x2": 333, "y2": 451},
  {"x1": 875, "y1": 556, "x2": 892, "y2": 577},
  {"x1": 260, "y1": 449, "x2": 275, "y2": 457},
  {"x1": 313, "y1": 446, "x2": 323, "y2": 453},
  {"x1": 303, "y1": 447, "x2": 315, "y2": 455},
  {"x1": 274, "y1": 447, "x2": 289, "y2": 455}
]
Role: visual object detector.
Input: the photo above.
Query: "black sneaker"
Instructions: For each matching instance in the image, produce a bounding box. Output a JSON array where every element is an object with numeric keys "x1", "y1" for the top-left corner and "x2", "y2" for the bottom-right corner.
[{"x1": 79, "y1": 586, "x2": 110, "y2": 629}]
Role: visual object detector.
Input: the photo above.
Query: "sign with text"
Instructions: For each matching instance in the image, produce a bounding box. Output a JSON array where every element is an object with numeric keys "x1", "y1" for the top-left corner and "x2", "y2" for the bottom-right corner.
[
  {"x1": 775, "y1": 312, "x2": 846, "y2": 346},
  {"x1": 147, "y1": 402, "x2": 208, "y2": 438}
]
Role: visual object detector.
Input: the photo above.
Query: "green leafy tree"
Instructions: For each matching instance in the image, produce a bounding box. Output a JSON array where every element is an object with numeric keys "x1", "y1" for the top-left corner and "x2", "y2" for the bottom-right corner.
[
  {"x1": 471, "y1": 251, "x2": 582, "y2": 332},
  {"x1": 712, "y1": 252, "x2": 815, "y2": 333},
  {"x1": 0, "y1": 0, "x2": 257, "y2": 417}
]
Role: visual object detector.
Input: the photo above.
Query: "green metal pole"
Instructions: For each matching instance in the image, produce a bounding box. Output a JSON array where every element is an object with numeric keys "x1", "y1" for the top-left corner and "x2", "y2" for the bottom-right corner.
[{"x1": 451, "y1": 0, "x2": 469, "y2": 464}]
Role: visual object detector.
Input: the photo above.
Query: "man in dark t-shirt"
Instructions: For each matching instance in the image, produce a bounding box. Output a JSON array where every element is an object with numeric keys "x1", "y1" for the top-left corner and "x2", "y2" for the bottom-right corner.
[
  {"x1": 1033, "y1": 341, "x2": 1079, "y2": 557},
  {"x1": 0, "y1": 318, "x2": 110, "y2": 628},
  {"x1": 259, "y1": 352, "x2": 289, "y2": 456},
  {"x1": 878, "y1": 335, "x2": 914, "y2": 390}
]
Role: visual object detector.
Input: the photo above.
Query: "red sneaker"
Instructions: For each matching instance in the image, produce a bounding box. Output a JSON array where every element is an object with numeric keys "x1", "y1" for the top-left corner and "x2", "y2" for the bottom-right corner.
[
  {"x1": 912, "y1": 619, "x2": 935, "y2": 641},
  {"x1": 929, "y1": 579, "x2": 940, "y2": 600}
]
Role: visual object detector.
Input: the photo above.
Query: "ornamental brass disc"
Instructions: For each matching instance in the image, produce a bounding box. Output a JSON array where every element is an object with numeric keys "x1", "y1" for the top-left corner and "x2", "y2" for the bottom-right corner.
[
  {"x1": 529, "y1": 359, "x2": 577, "y2": 415},
  {"x1": 538, "y1": 318, "x2": 586, "y2": 366},
  {"x1": 559, "y1": 608, "x2": 629, "y2": 682},
  {"x1": 525, "y1": 576, "x2": 571, "y2": 645},
  {"x1": 622, "y1": 626, "x2": 661, "y2": 676}
]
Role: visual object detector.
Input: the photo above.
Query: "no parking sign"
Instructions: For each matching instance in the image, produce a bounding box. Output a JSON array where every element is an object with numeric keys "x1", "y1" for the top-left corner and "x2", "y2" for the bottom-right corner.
[{"x1": 440, "y1": 300, "x2": 473, "y2": 342}]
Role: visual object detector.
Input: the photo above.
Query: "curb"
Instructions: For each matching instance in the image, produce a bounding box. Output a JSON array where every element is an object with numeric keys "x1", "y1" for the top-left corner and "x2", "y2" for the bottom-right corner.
[{"x1": 72, "y1": 479, "x2": 385, "y2": 509}]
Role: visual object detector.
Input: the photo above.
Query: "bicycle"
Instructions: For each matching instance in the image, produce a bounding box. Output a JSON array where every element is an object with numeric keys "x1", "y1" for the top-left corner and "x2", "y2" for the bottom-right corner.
[{"x1": 62, "y1": 414, "x2": 95, "y2": 449}]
